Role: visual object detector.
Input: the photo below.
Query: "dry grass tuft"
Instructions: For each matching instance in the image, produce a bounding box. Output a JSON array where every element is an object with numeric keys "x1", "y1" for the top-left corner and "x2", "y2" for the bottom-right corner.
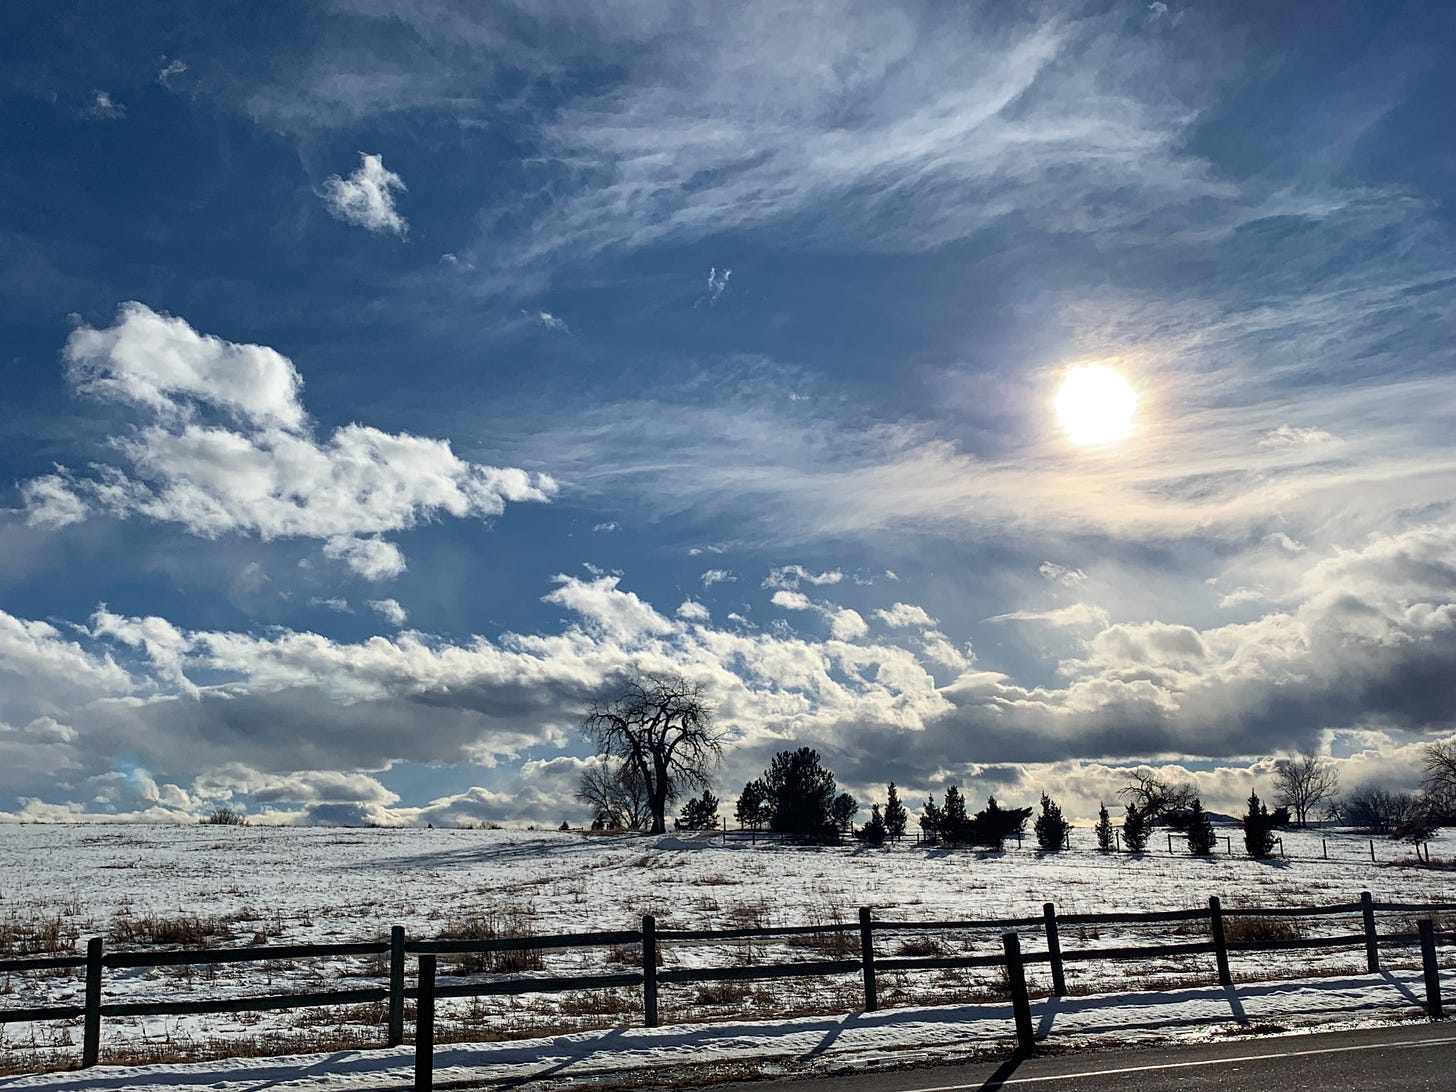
[{"x1": 437, "y1": 906, "x2": 544, "y2": 975}]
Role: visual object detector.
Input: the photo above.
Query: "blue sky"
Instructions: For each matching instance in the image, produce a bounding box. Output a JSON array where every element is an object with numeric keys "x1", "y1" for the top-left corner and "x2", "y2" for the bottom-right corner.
[{"x1": 2, "y1": 1, "x2": 1454, "y2": 825}]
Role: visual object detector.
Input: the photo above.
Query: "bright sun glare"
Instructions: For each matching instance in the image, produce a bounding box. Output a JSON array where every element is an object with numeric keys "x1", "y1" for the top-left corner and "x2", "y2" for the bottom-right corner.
[{"x1": 1055, "y1": 364, "x2": 1138, "y2": 446}]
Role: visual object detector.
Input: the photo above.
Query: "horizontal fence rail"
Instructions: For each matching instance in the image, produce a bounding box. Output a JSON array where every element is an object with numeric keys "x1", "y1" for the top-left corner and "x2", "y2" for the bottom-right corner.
[{"x1": 2, "y1": 889, "x2": 1452, "y2": 1088}]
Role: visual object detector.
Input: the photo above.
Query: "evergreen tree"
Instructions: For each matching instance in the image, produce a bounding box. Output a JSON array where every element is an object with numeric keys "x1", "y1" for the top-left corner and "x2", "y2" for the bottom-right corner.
[
  {"x1": 1122, "y1": 803, "x2": 1151, "y2": 852},
  {"x1": 968, "y1": 795, "x2": 1033, "y2": 850},
  {"x1": 856, "y1": 803, "x2": 887, "y2": 846},
  {"x1": 762, "y1": 747, "x2": 839, "y2": 835},
  {"x1": 831, "y1": 791, "x2": 859, "y2": 834},
  {"x1": 883, "y1": 783, "x2": 908, "y2": 839},
  {"x1": 1243, "y1": 791, "x2": 1276, "y2": 859},
  {"x1": 1186, "y1": 797, "x2": 1216, "y2": 855},
  {"x1": 1034, "y1": 792, "x2": 1071, "y2": 851},
  {"x1": 735, "y1": 778, "x2": 768, "y2": 830},
  {"x1": 919, "y1": 795, "x2": 943, "y2": 843},
  {"x1": 679, "y1": 790, "x2": 720, "y2": 831},
  {"x1": 1095, "y1": 803, "x2": 1115, "y2": 852},
  {"x1": 942, "y1": 785, "x2": 970, "y2": 843}
]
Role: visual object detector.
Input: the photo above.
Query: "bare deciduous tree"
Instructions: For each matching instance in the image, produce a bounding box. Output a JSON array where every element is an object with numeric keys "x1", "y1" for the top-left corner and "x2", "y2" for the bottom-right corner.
[
  {"x1": 1272, "y1": 751, "x2": 1340, "y2": 827},
  {"x1": 1118, "y1": 770, "x2": 1197, "y2": 824},
  {"x1": 575, "y1": 759, "x2": 652, "y2": 830},
  {"x1": 1421, "y1": 740, "x2": 1456, "y2": 795},
  {"x1": 1329, "y1": 784, "x2": 1419, "y2": 835},
  {"x1": 582, "y1": 674, "x2": 723, "y2": 835}
]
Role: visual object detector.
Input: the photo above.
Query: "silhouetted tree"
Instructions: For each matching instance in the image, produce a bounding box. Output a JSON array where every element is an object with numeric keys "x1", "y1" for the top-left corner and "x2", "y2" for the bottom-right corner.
[
  {"x1": 1242, "y1": 791, "x2": 1277, "y2": 859},
  {"x1": 883, "y1": 783, "x2": 908, "y2": 839},
  {"x1": 919, "y1": 794, "x2": 943, "y2": 843},
  {"x1": 1330, "y1": 784, "x2": 1419, "y2": 835},
  {"x1": 1272, "y1": 751, "x2": 1339, "y2": 828},
  {"x1": 1422, "y1": 740, "x2": 1456, "y2": 797},
  {"x1": 941, "y1": 785, "x2": 970, "y2": 843},
  {"x1": 856, "y1": 803, "x2": 887, "y2": 846},
  {"x1": 1095, "y1": 803, "x2": 1115, "y2": 852},
  {"x1": 679, "y1": 790, "x2": 719, "y2": 831},
  {"x1": 735, "y1": 778, "x2": 768, "y2": 830},
  {"x1": 582, "y1": 674, "x2": 722, "y2": 834},
  {"x1": 761, "y1": 747, "x2": 839, "y2": 836},
  {"x1": 1122, "y1": 803, "x2": 1151, "y2": 852},
  {"x1": 831, "y1": 791, "x2": 859, "y2": 834},
  {"x1": 1034, "y1": 793, "x2": 1070, "y2": 851},
  {"x1": 1119, "y1": 770, "x2": 1197, "y2": 828},
  {"x1": 576, "y1": 759, "x2": 652, "y2": 830},
  {"x1": 1186, "y1": 798, "x2": 1216, "y2": 856},
  {"x1": 968, "y1": 795, "x2": 1032, "y2": 850}
]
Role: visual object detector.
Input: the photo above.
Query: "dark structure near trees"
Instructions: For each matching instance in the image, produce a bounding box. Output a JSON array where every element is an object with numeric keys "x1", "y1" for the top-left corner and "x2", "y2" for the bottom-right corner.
[{"x1": 581, "y1": 674, "x2": 722, "y2": 835}]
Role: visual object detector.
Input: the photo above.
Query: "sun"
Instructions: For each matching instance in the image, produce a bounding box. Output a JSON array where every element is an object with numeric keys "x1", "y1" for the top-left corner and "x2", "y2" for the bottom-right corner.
[{"x1": 1054, "y1": 364, "x2": 1138, "y2": 446}]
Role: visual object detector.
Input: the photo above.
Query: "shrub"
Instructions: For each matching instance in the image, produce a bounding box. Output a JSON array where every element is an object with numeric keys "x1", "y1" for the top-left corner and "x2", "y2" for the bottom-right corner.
[
  {"x1": 110, "y1": 914, "x2": 232, "y2": 947},
  {"x1": 202, "y1": 806, "x2": 246, "y2": 826}
]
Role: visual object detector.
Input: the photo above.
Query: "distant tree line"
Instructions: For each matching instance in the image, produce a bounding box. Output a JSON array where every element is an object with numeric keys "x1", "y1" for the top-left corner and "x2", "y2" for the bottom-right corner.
[{"x1": 574, "y1": 675, "x2": 1456, "y2": 853}]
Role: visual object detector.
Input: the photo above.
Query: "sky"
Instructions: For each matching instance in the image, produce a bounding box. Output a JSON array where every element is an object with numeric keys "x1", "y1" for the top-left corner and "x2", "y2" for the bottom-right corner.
[{"x1": 2, "y1": 0, "x2": 1454, "y2": 827}]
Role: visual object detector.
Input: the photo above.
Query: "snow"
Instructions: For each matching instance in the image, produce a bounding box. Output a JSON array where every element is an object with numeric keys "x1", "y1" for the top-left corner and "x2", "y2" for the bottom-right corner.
[
  {"x1": 2, "y1": 971, "x2": 1446, "y2": 1090},
  {"x1": 0, "y1": 823, "x2": 1451, "y2": 1082}
]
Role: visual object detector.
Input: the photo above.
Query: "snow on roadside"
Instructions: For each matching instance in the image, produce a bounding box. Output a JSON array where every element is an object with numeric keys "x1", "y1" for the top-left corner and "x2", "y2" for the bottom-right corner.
[
  {"x1": 1, "y1": 968, "x2": 1444, "y2": 1091},
  {"x1": 0, "y1": 823, "x2": 1451, "y2": 1073}
]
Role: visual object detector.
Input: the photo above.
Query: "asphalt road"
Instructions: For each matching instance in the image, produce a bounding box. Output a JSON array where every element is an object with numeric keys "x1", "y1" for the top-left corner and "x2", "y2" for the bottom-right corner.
[{"x1": 696, "y1": 1021, "x2": 1456, "y2": 1091}]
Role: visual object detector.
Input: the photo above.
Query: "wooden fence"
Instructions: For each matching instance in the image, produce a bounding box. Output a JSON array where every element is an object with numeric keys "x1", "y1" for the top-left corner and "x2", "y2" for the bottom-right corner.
[{"x1": 2, "y1": 890, "x2": 1452, "y2": 1090}]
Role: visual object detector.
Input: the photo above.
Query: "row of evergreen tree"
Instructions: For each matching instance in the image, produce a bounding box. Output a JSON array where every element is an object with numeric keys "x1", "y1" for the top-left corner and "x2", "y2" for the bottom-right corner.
[{"x1": 671, "y1": 748, "x2": 1290, "y2": 860}]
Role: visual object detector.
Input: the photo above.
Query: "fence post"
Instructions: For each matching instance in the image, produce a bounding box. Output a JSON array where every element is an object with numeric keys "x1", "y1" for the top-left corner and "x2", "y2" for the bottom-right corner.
[
  {"x1": 1208, "y1": 896, "x2": 1231, "y2": 987},
  {"x1": 1419, "y1": 919, "x2": 1443, "y2": 1020},
  {"x1": 1370, "y1": 840, "x2": 1376, "y2": 863},
  {"x1": 1002, "y1": 932, "x2": 1035, "y2": 1053},
  {"x1": 1361, "y1": 890, "x2": 1379, "y2": 973},
  {"x1": 83, "y1": 936, "x2": 103, "y2": 1068},
  {"x1": 413, "y1": 954, "x2": 435, "y2": 1092},
  {"x1": 642, "y1": 914, "x2": 659, "y2": 1028},
  {"x1": 1323, "y1": 837, "x2": 1328, "y2": 860},
  {"x1": 1043, "y1": 902, "x2": 1065, "y2": 997},
  {"x1": 388, "y1": 925, "x2": 406, "y2": 1048},
  {"x1": 859, "y1": 907, "x2": 877, "y2": 1012}
]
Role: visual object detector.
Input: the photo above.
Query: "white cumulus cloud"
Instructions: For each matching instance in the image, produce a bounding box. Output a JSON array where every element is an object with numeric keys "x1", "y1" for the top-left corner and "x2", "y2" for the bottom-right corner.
[
  {"x1": 368, "y1": 598, "x2": 408, "y2": 627},
  {"x1": 22, "y1": 304, "x2": 555, "y2": 579},
  {"x1": 319, "y1": 153, "x2": 408, "y2": 236}
]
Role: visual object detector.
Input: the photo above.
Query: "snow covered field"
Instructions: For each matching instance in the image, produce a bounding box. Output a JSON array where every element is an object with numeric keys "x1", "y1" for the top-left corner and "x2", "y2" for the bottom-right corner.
[{"x1": 1, "y1": 823, "x2": 1452, "y2": 1078}]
